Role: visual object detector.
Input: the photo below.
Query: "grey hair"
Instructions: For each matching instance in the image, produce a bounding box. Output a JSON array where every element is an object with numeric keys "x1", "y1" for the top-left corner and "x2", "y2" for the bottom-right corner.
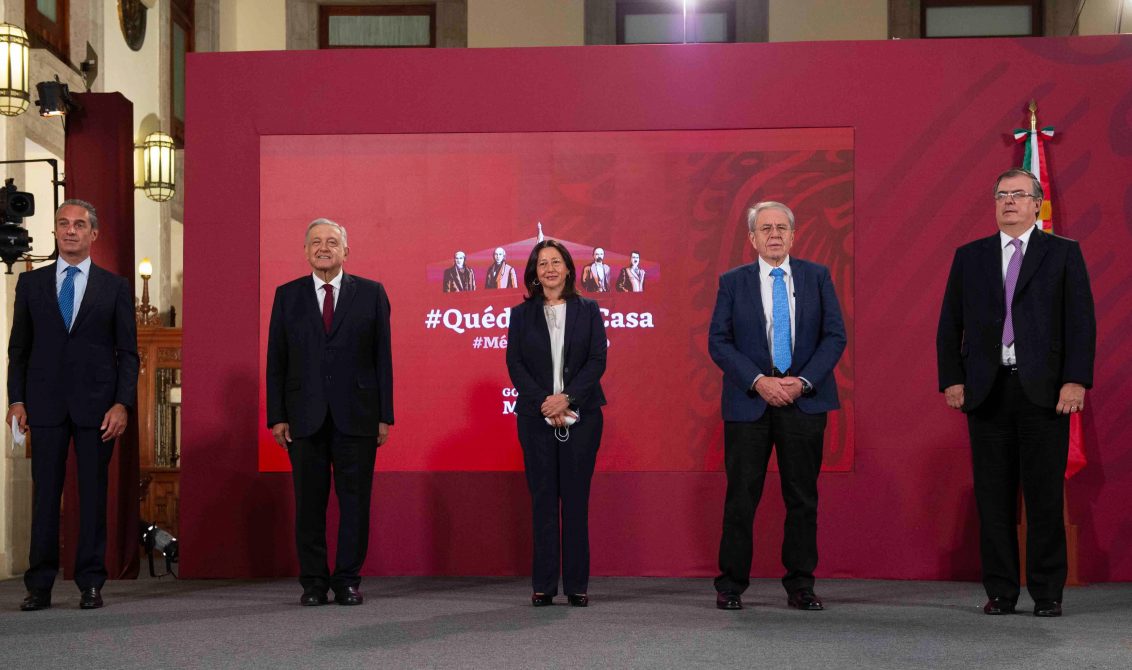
[
  {"x1": 305, "y1": 218, "x2": 348, "y2": 247},
  {"x1": 57, "y1": 199, "x2": 98, "y2": 229},
  {"x1": 746, "y1": 201, "x2": 795, "y2": 232},
  {"x1": 994, "y1": 168, "x2": 1043, "y2": 200}
]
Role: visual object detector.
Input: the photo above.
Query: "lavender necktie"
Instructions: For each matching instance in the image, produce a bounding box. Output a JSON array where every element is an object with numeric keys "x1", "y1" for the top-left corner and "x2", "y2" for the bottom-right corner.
[{"x1": 1002, "y1": 238, "x2": 1023, "y2": 346}]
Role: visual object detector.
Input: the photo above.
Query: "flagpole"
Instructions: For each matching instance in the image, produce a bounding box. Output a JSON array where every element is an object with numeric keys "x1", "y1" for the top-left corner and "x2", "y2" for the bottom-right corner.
[{"x1": 1010, "y1": 101, "x2": 1084, "y2": 585}]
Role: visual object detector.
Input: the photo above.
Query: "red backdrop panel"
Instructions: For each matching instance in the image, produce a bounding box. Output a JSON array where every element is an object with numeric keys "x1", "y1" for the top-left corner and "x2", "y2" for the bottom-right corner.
[
  {"x1": 63, "y1": 92, "x2": 139, "y2": 581},
  {"x1": 184, "y1": 37, "x2": 1132, "y2": 581},
  {"x1": 256, "y1": 128, "x2": 855, "y2": 472}
]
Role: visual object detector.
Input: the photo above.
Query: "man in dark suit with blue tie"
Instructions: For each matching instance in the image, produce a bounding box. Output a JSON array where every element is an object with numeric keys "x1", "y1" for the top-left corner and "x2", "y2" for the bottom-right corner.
[
  {"x1": 267, "y1": 218, "x2": 393, "y2": 607},
  {"x1": 709, "y1": 201, "x2": 846, "y2": 611},
  {"x1": 7, "y1": 199, "x2": 138, "y2": 611},
  {"x1": 937, "y1": 169, "x2": 1095, "y2": 618}
]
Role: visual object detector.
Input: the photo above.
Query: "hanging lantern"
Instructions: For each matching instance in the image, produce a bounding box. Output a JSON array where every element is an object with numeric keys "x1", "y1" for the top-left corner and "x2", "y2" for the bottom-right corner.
[
  {"x1": 0, "y1": 24, "x2": 31, "y2": 117},
  {"x1": 140, "y1": 131, "x2": 176, "y2": 202}
]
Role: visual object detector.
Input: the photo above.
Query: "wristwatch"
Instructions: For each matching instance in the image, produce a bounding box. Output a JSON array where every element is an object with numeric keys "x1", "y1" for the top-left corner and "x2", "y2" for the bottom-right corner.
[
  {"x1": 567, "y1": 394, "x2": 578, "y2": 408},
  {"x1": 800, "y1": 379, "x2": 814, "y2": 396}
]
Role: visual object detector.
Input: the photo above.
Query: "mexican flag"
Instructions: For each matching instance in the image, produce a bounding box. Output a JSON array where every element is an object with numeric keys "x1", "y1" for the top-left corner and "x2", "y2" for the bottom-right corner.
[{"x1": 1013, "y1": 121, "x2": 1086, "y2": 479}]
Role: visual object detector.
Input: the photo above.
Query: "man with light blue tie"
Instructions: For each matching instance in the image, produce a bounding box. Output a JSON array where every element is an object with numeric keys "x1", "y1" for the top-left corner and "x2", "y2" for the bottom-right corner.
[
  {"x1": 708, "y1": 201, "x2": 846, "y2": 612},
  {"x1": 7, "y1": 200, "x2": 138, "y2": 611}
]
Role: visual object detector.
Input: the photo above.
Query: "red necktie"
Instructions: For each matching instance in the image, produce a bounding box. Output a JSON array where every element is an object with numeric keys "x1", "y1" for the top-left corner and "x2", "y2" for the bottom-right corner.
[{"x1": 322, "y1": 284, "x2": 334, "y2": 334}]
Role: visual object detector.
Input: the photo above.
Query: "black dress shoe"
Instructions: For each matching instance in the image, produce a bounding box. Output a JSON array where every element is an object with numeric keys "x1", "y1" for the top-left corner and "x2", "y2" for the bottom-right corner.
[
  {"x1": 983, "y1": 596, "x2": 1016, "y2": 615},
  {"x1": 716, "y1": 592, "x2": 742, "y2": 610},
  {"x1": 300, "y1": 589, "x2": 329, "y2": 606},
  {"x1": 567, "y1": 594, "x2": 588, "y2": 607},
  {"x1": 787, "y1": 589, "x2": 824, "y2": 611},
  {"x1": 79, "y1": 587, "x2": 103, "y2": 610},
  {"x1": 20, "y1": 591, "x2": 51, "y2": 612},
  {"x1": 334, "y1": 586, "x2": 363, "y2": 606},
  {"x1": 531, "y1": 593, "x2": 554, "y2": 607},
  {"x1": 1034, "y1": 600, "x2": 1062, "y2": 617}
]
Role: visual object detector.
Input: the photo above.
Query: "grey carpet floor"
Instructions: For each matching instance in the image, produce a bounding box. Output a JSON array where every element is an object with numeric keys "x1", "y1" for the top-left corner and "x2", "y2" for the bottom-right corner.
[{"x1": 1, "y1": 576, "x2": 1129, "y2": 669}]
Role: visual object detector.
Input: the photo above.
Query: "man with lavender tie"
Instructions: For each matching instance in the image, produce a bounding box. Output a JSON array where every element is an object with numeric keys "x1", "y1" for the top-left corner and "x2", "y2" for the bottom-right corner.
[{"x1": 937, "y1": 169, "x2": 1095, "y2": 618}]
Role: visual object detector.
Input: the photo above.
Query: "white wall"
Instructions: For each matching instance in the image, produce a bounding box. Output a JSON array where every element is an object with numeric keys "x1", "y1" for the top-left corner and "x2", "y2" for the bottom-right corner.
[
  {"x1": 1078, "y1": 0, "x2": 1131, "y2": 35},
  {"x1": 170, "y1": 213, "x2": 183, "y2": 322},
  {"x1": 21, "y1": 139, "x2": 59, "y2": 267},
  {"x1": 220, "y1": 0, "x2": 286, "y2": 51},
  {"x1": 469, "y1": 0, "x2": 583, "y2": 47},
  {"x1": 770, "y1": 0, "x2": 888, "y2": 42},
  {"x1": 101, "y1": 0, "x2": 166, "y2": 309}
]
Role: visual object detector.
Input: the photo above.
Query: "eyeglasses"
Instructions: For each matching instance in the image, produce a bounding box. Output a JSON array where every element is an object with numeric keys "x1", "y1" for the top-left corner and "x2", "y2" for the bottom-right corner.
[{"x1": 994, "y1": 191, "x2": 1039, "y2": 202}]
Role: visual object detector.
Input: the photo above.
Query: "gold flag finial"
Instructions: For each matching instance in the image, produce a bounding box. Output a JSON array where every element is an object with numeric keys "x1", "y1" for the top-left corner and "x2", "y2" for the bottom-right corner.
[{"x1": 1028, "y1": 99, "x2": 1038, "y2": 132}]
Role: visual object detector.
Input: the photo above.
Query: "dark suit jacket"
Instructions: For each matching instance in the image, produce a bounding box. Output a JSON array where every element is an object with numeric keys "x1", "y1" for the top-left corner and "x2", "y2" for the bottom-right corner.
[
  {"x1": 937, "y1": 228, "x2": 1095, "y2": 411},
  {"x1": 7, "y1": 262, "x2": 139, "y2": 427},
  {"x1": 266, "y1": 273, "x2": 394, "y2": 439},
  {"x1": 505, "y1": 296, "x2": 607, "y2": 418},
  {"x1": 708, "y1": 258, "x2": 846, "y2": 422}
]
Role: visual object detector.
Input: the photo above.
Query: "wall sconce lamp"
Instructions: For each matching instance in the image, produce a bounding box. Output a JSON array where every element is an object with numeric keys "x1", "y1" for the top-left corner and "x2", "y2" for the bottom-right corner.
[
  {"x1": 0, "y1": 23, "x2": 31, "y2": 117},
  {"x1": 137, "y1": 131, "x2": 175, "y2": 202},
  {"x1": 136, "y1": 258, "x2": 160, "y2": 325}
]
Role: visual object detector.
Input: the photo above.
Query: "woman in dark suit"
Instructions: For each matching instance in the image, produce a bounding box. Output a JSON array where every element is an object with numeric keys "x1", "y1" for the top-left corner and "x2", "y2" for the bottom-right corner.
[{"x1": 506, "y1": 240, "x2": 607, "y2": 607}]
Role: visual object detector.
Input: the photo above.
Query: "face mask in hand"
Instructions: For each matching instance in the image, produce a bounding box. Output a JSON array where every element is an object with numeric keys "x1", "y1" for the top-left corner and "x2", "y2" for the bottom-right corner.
[{"x1": 546, "y1": 409, "x2": 579, "y2": 442}]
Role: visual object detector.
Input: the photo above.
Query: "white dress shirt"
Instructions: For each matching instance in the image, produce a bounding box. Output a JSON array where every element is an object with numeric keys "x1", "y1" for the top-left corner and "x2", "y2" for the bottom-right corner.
[
  {"x1": 56, "y1": 256, "x2": 92, "y2": 331},
  {"x1": 312, "y1": 271, "x2": 343, "y2": 310},
  {"x1": 1000, "y1": 225, "x2": 1036, "y2": 366},
  {"x1": 751, "y1": 256, "x2": 811, "y2": 390},
  {"x1": 544, "y1": 303, "x2": 567, "y2": 394}
]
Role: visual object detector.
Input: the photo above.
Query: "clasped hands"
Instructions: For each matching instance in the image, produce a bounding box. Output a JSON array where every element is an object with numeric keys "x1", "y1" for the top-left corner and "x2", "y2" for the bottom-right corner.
[
  {"x1": 541, "y1": 393, "x2": 574, "y2": 427},
  {"x1": 753, "y1": 376, "x2": 803, "y2": 407}
]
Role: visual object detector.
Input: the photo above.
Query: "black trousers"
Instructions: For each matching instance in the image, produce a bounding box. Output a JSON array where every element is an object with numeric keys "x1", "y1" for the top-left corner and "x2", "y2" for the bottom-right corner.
[
  {"x1": 25, "y1": 421, "x2": 115, "y2": 593},
  {"x1": 967, "y1": 367, "x2": 1069, "y2": 603},
  {"x1": 517, "y1": 409, "x2": 602, "y2": 596},
  {"x1": 287, "y1": 414, "x2": 377, "y2": 593},
  {"x1": 715, "y1": 405, "x2": 826, "y2": 595}
]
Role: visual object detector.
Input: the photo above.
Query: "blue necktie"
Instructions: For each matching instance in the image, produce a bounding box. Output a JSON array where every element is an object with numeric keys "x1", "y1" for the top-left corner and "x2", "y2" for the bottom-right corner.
[
  {"x1": 770, "y1": 267, "x2": 792, "y2": 372},
  {"x1": 59, "y1": 266, "x2": 79, "y2": 331}
]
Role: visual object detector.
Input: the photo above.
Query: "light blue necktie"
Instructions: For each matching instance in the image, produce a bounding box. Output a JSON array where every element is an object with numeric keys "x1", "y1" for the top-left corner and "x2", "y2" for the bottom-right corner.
[
  {"x1": 59, "y1": 266, "x2": 79, "y2": 331},
  {"x1": 770, "y1": 267, "x2": 792, "y2": 372}
]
